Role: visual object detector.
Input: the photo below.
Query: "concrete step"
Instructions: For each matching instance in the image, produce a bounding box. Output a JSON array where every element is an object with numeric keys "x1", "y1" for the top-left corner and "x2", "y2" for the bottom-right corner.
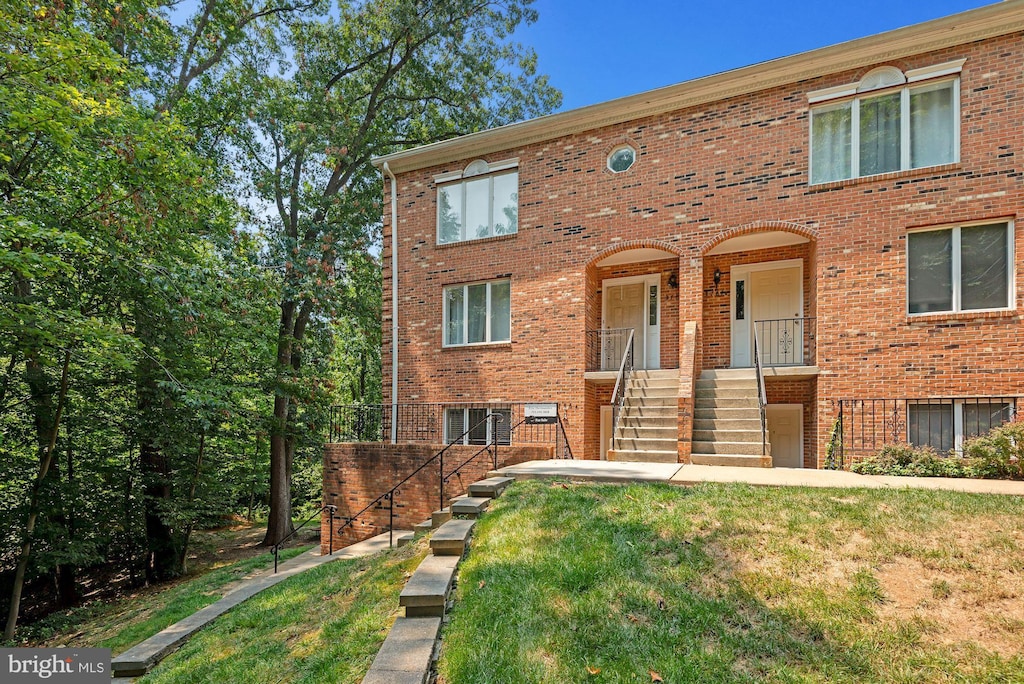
[
  {"x1": 693, "y1": 407, "x2": 761, "y2": 420},
  {"x1": 413, "y1": 519, "x2": 434, "y2": 537},
  {"x1": 691, "y1": 453, "x2": 772, "y2": 468},
  {"x1": 620, "y1": 405, "x2": 677, "y2": 417},
  {"x1": 607, "y1": 449, "x2": 678, "y2": 463},
  {"x1": 395, "y1": 532, "x2": 416, "y2": 548},
  {"x1": 700, "y1": 368, "x2": 756, "y2": 379},
  {"x1": 691, "y1": 440, "x2": 766, "y2": 455},
  {"x1": 697, "y1": 387, "x2": 758, "y2": 399},
  {"x1": 692, "y1": 429, "x2": 763, "y2": 443},
  {"x1": 625, "y1": 386, "x2": 678, "y2": 399},
  {"x1": 628, "y1": 378, "x2": 680, "y2": 389},
  {"x1": 624, "y1": 395, "x2": 677, "y2": 408},
  {"x1": 632, "y1": 369, "x2": 680, "y2": 379},
  {"x1": 612, "y1": 436, "x2": 677, "y2": 452},
  {"x1": 451, "y1": 496, "x2": 490, "y2": 518},
  {"x1": 695, "y1": 378, "x2": 759, "y2": 390},
  {"x1": 614, "y1": 425, "x2": 677, "y2": 439},
  {"x1": 693, "y1": 417, "x2": 762, "y2": 431},
  {"x1": 695, "y1": 397, "x2": 760, "y2": 409},
  {"x1": 429, "y1": 518, "x2": 476, "y2": 557},
  {"x1": 619, "y1": 416, "x2": 677, "y2": 429},
  {"x1": 362, "y1": 616, "x2": 442, "y2": 684},
  {"x1": 431, "y1": 508, "x2": 452, "y2": 527},
  {"x1": 467, "y1": 476, "x2": 514, "y2": 498},
  {"x1": 400, "y1": 554, "x2": 460, "y2": 617}
]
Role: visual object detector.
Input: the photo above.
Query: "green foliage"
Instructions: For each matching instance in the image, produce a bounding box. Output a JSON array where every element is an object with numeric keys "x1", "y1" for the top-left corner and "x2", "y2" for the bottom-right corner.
[
  {"x1": 962, "y1": 420, "x2": 1024, "y2": 480},
  {"x1": 851, "y1": 444, "x2": 977, "y2": 478}
]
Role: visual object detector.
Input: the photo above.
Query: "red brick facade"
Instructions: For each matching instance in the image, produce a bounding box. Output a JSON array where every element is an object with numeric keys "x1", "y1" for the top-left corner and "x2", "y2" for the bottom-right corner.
[{"x1": 377, "y1": 19, "x2": 1024, "y2": 468}]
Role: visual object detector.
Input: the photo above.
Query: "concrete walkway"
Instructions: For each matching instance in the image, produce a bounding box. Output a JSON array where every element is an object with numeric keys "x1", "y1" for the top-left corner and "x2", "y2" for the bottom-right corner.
[
  {"x1": 111, "y1": 531, "x2": 401, "y2": 680},
  {"x1": 492, "y1": 460, "x2": 1024, "y2": 496}
]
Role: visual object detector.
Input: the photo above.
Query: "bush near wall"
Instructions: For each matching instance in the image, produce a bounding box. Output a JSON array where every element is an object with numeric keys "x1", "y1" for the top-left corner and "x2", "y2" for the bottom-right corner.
[{"x1": 852, "y1": 422, "x2": 1024, "y2": 480}]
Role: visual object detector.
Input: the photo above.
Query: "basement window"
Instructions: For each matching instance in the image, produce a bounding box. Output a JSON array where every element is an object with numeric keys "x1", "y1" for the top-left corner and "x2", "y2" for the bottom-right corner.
[{"x1": 444, "y1": 407, "x2": 512, "y2": 445}]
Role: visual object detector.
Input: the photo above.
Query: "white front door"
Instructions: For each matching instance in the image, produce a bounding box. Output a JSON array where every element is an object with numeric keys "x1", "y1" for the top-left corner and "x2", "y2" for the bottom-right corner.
[
  {"x1": 766, "y1": 404, "x2": 803, "y2": 468},
  {"x1": 604, "y1": 276, "x2": 660, "y2": 370},
  {"x1": 730, "y1": 261, "x2": 802, "y2": 367}
]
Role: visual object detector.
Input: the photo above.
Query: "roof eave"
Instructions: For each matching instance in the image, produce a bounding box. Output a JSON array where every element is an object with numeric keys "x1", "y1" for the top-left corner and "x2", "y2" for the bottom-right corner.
[{"x1": 373, "y1": 1, "x2": 1024, "y2": 174}]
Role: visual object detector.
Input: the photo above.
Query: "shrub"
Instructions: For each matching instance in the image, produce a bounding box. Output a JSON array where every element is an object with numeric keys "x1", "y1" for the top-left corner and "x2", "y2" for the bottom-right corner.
[
  {"x1": 962, "y1": 420, "x2": 1024, "y2": 480},
  {"x1": 851, "y1": 443, "x2": 977, "y2": 478}
]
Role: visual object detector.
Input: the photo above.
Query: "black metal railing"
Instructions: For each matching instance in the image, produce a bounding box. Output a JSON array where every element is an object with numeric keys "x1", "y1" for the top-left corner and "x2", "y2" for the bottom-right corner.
[
  {"x1": 586, "y1": 328, "x2": 635, "y2": 372},
  {"x1": 334, "y1": 412, "x2": 502, "y2": 547},
  {"x1": 272, "y1": 504, "x2": 337, "y2": 573},
  {"x1": 753, "y1": 317, "x2": 816, "y2": 367},
  {"x1": 831, "y1": 397, "x2": 1020, "y2": 467},
  {"x1": 752, "y1": 320, "x2": 768, "y2": 457},
  {"x1": 609, "y1": 328, "x2": 635, "y2": 452},
  {"x1": 329, "y1": 402, "x2": 572, "y2": 458}
]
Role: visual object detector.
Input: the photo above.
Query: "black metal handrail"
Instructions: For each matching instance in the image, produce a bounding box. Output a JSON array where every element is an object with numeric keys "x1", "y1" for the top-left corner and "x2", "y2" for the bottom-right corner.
[
  {"x1": 272, "y1": 504, "x2": 337, "y2": 574},
  {"x1": 832, "y1": 396, "x2": 1020, "y2": 466},
  {"x1": 334, "y1": 412, "x2": 500, "y2": 547},
  {"x1": 752, "y1": 321, "x2": 768, "y2": 457},
  {"x1": 586, "y1": 328, "x2": 634, "y2": 372},
  {"x1": 441, "y1": 413, "x2": 505, "y2": 509},
  {"x1": 556, "y1": 412, "x2": 574, "y2": 459},
  {"x1": 753, "y1": 317, "x2": 816, "y2": 367},
  {"x1": 608, "y1": 328, "x2": 635, "y2": 454}
]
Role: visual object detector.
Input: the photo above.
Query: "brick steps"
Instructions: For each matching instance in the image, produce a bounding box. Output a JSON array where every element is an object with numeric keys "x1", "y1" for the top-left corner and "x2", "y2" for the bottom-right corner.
[{"x1": 361, "y1": 476, "x2": 516, "y2": 684}]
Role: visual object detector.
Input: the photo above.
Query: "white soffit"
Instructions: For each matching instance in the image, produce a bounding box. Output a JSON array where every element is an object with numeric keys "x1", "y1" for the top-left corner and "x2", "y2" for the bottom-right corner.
[
  {"x1": 597, "y1": 248, "x2": 678, "y2": 267},
  {"x1": 707, "y1": 231, "x2": 809, "y2": 255}
]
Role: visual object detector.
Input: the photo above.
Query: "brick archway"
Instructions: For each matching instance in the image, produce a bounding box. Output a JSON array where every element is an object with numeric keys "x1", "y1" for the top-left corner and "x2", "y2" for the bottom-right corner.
[
  {"x1": 699, "y1": 221, "x2": 818, "y2": 256},
  {"x1": 586, "y1": 239, "x2": 683, "y2": 268}
]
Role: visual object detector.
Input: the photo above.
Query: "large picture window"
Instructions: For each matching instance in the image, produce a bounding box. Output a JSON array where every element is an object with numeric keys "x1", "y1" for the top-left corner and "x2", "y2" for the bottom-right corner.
[
  {"x1": 810, "y1": 70, "x2": 958, "y2": 184},
  {"x1": 437, "y1": 160, "x2": 518, "y2": 244},
  {"x1": 444, "y1": 407, "x2": 512, "y2": 445},
  {"x1": 907, "y1": 222, "x2": 1012, "y2": 315},
  {"x1": 908, "y1": 400, "x2": 1014, "y2": 453},
  {"x1": 443, "y1": 280, "x2": 511, "y2": 346}
]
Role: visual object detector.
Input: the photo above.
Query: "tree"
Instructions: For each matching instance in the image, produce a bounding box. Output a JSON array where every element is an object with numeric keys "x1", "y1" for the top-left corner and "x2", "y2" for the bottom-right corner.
[{"x1": 227, "y1": 0, "x2": 560, "y2": 545}]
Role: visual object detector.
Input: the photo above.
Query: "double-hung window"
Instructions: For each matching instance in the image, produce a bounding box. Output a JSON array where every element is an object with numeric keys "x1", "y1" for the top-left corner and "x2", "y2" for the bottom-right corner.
[
  {"x1": 443, "y1": 279, "x2": 511, "y2": 346},
  {"x1": 437, "y1": 159, "x2": 518, "y2": 244},
  {"x1": 809, "y1": 62, "x2": 962, "y2": 184},
  {"x1": 444, "y1": 407, "x2": 512, "y2": 445},
  {"x1": 908, "y1": 400, "x2": 1015, "y2": 453},
  {"x1": 907, "y1": 222, "x2": 1012, "y2": 315}
]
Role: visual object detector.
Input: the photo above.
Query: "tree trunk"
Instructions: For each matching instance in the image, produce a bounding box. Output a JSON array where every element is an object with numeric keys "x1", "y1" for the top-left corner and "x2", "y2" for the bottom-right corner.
[{"x1": 264, "y1": 395, "x2": 294, "y2": 546}]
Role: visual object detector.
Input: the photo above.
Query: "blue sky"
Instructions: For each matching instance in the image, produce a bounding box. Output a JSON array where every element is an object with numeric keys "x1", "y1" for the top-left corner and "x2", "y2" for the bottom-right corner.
[{"x1": 516, "y1": 0, "x2": 994, "y2": 112}]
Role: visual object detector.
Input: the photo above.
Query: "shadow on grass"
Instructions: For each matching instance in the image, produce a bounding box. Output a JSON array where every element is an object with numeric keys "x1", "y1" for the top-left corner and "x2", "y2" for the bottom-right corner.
[{"x1": 439, "y1": 481, "x2": 1021, "y2": 683}]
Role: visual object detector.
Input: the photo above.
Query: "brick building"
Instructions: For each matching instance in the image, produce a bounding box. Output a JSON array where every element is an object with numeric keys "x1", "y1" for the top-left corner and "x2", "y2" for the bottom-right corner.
[{"x1": 369, "y1": 2, "x2": 1024, "y2": 468}]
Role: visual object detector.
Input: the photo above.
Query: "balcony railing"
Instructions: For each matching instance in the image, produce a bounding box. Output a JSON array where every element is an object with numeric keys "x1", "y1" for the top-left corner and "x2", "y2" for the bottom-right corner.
[
  {"x1": 753, "y1": 317, "x2": 816, "y2": 367},
  {"x1": 828, "y1": 397, "x2": 1021, "y2": 468},
  {"x1": 328, "y1": 402, "x2": 573, "y2": 459},
  {"x1": 586, "y1": 328, "x2": 634, "y2": 372}
]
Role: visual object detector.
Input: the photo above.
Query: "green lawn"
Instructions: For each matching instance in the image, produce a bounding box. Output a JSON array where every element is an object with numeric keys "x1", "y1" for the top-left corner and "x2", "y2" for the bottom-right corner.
[
  {"x1": 439, "y1": 481, "x2": 1024, "y2": 683},
  {"x1": 141, "y1": 541, "x2": 426, "y2": 683}
]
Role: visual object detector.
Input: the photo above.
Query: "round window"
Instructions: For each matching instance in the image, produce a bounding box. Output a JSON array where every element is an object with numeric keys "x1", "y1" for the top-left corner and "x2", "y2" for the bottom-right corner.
[{"x1": 607, "y1": 145, "x2": 636, "y2": 173}]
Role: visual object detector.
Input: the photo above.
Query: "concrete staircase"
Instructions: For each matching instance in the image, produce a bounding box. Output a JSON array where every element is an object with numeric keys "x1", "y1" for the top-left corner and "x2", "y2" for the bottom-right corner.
[
  {"x1": 608, "y1": 369, "x2": 679, "y2": 463},
  {"x1": 692, "y1": 369, "x2": 772, "y2": 467}
]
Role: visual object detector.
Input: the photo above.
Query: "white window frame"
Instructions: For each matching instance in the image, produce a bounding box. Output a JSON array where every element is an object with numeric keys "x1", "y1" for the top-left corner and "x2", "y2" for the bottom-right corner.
[
  {"x1": 443, "y1": 407, "x2": 512, "y2": 445},
  {"x1": 607, "y1": 144, "x2": 636, "y2": 173},
  {"x1": 442, "y1": 279, "x2": 512, "y2": 347},
  {"x1": 906, "y1": 220, "x2": 1014, "y2": 316},
  {"x1": 808, "y1": 64, "x2": 962, "y2": 185},
  {"x1": 908, "y1": 399, "x2": 1015, "y2": 453},
  {"x1": 435, "y1": 158, "x2": 519, "y2": 245}
]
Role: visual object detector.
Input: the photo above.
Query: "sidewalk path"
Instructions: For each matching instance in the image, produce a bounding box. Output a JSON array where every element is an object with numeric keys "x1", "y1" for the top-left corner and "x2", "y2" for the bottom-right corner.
[
  {"x1": 111, "y1": 531, "x2": 399, "y2": 679},
  {"x1": 492, "y1": 459, "x2": 1024, "y2": 496}
]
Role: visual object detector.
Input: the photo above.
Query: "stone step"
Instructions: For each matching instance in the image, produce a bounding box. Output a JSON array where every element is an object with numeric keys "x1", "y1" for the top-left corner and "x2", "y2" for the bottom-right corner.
[
  {"x1": 628, "y1": 378, "x2": 680, "y2": 389},
  {"x1": 620, "y1": 405, "x2": 677, "y2": 417},
  {"x1": 619, "y1": 415, "x2": 677, "y2": 429},
  {"x1": 400, "y1": 554, "x2": 460, "y2": 617},
  {"x1": 696, "y1": 387, "x2": 757, "y2": 399},
  {"x1": 691, "y1": 440, "x2": 767, "y2": 455},
  {"x1": 467, "y1": 476, "x2": 515, "y2": 498},
  {"x1": 625, "y1": 386, "x2": 678, "y2": 399},
  {"x1": 413, "y1": 519, "x2": 434, "y2": 537},
  {"x1": 395, "y1": 532, "x2": 416, "y2": 548},
  {"x1": 362, "y1": 616, "x2": 442, "y2": 684},
  {"x1": 700, "y1": 368, "x2": 756, "y2": 379},
  {"x1": 431, "y1": 508, "x2": 452, "y2": 527},
  {"x1": 429, "y1": 519, "x2": 476, "y2": 557},
  {"x1": 632, "y1": 369, "x2": 680, "y2": 379},
  {"x1": 607, "y1": 449, "x2": 678, "y2": 463},
  {"x1": 450, "y1": 496, "x2": 490, "y2": 518},
  {"x1": 693, "y1": 417, "x2": 762, "y2": 431},
  {"x1": 691, "y1": 453, "x2": 772, "y2": 468},
  {"x1": 695, "y1": 378, "x2": 759, "y2": 390},
  {"x1": 695, "y1": 397, "x2": 760, "y2": 409},
  {"x1": 613, "y1": 436, "x2": 677, "y2": 451},
  {"x1": 693, "y1": 407, "x2": 761, "y2": 420},
  {"x1": 614, "y1": 425, "x2": 676, "y2": 439},
  {"x1": 624, "y1": 395, "x2": 677, "y2": 408},
  {"x1": 692, "y1": 429, "x2": 763, "y2": 443}
]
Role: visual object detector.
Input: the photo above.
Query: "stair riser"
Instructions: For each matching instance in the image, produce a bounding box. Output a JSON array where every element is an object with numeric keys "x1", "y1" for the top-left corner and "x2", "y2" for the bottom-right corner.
[
  {"x1": 695, "y1": 379, "x2": 759, "y2": 390},
  {"x1": 608, "y1": 449, "x2": 678, "y2": 463},
  {"x1": 625, "y1": 397, "x2": 678, "y2": 408},
  {"x1": 692, "y1": 430, "x2": 763, "y2": 443},
  {"x1": 692, "y1": 441, "x2": 767, "y2": 455},
  {"x1": 693, "y1": 418, "x2": 762, "y2": 431},
  {"x1": 616, "y1": 427, "x2": 677, "y2": 439},
  {"x1": 691, "y1": 454, "x2": 772, "y2": 468},
  {"x1": 693, "y1": 407, "x2": 761, "y2": 419},
  {"x1": 619, "y1": 417, "x2": 677, "y2": 429},
  {"x1": 698, "y1": 388, "x2": 758, "y2": 399},
  {"x1": 695, "y1": 398, "x2": 760, "y2": 409},
  {"x1": 613, "y1": 438, "x2": 677, "y2": 451},
  {"x1": 699, "y1": 369, "x2": 756, "y2": 380},
  {"x1": 624, "y1": 388, "x2": 678, "y2": 399}
]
